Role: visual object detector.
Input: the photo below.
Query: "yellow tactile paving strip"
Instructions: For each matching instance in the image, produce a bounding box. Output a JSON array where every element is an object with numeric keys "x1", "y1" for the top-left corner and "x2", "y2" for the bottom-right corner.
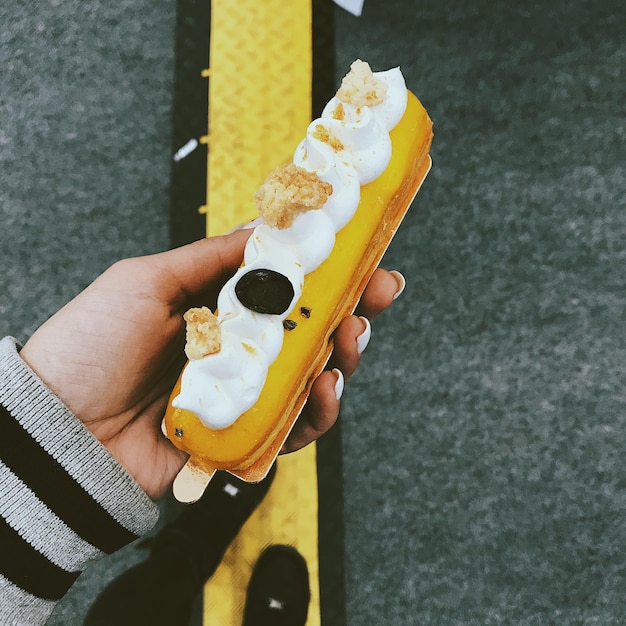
[
  {"x1": 203, "y1": 449, "x2": 320, "y2": 625},
  {"x1": 201, "y1": 1, "x2": 321, "y2": 624},
  {"x1": 201, "y1": 0, "x2": 313, "y2": 237}
]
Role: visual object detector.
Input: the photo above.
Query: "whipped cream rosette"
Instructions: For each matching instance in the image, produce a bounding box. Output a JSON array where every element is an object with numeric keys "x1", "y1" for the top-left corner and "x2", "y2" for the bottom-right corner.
[
  {"x1": 172, "y1": 62, "x2": 409, "y2": 430},
  {"x1": 164, "y1": 59, "x2": 433, "y2": 501}
]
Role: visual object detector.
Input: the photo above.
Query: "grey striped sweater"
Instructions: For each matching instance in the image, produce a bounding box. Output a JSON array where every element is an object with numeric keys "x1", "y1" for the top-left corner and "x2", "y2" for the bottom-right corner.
[{"x1": 0, "y1": 337, "x2": 159, "y2": 625}]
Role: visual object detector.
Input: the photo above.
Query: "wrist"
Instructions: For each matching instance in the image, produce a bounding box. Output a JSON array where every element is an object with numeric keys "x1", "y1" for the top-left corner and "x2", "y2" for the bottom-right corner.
[{"x1": 0, "y1": 336, "x2": 159, "y2": 529}]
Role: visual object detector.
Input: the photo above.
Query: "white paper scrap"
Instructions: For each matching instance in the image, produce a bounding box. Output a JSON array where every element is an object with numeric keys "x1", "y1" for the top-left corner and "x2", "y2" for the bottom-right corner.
[{"x1": 333, "y1": 0, "x2": 364, "y2": 17}]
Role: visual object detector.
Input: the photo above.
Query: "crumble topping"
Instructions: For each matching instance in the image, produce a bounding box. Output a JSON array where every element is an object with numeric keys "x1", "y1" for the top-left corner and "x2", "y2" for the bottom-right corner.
[
  {"x1": 312, "y1": 124, "x2": 344, "y2": 152},
  {"x1": 183, "y1": 307, "x2": 221, "y2": 360},
  {"x1": 336, "y1": 59, "x2": 387, "y2": 108},
  {"x1": 254, "y1": 163, "x2": 333, "y2": 229},
  {"x1": 332, "y1": 102, "x2": 346, "y2": 121}
]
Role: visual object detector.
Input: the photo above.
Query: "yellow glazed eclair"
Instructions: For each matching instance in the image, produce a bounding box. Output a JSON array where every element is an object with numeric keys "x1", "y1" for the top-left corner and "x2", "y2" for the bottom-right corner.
[{"x1": 164, "y1": 61, "x2": 433, "y2": 502}]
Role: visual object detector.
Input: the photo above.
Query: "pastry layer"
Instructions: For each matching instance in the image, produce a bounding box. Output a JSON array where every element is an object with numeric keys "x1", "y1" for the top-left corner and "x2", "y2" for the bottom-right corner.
[{"x1": 165, "y1": 91, "x2": 433, "y2": 470}]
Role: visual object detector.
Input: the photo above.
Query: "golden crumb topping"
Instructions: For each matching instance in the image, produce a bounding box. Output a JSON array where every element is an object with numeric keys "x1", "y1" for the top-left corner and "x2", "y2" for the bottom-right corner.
[
  {"x1": 312, "y1": 124, "x2": 344, "y2": 152},
  {"x1": 332, "y1": 103, "x2": 345, "y2": 121},
  {"x1": 254, "y1": 163, "x2": 333, "y2": 230},
  {"x1": 183, "y1": 307, "x2": 221, "y2": 360},
  {"x1": 336, "y1": 59, "x2": 387, "y2": 108}
]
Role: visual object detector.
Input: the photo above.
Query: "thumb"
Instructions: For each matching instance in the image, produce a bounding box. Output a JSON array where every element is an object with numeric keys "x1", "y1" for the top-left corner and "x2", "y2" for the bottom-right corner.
[{"x1": 149, "y1": 227, "x2": 252, "y2": 308}]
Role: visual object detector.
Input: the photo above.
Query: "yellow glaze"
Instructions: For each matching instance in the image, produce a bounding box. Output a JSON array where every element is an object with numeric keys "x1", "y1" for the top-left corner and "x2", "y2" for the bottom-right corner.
[{"x1": 165, "y1": 92, "x2": 433, "y2": 473}]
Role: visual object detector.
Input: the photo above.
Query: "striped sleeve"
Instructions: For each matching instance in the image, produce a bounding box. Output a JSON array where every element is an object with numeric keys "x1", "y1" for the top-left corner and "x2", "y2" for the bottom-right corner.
[{"x1": 0, "y1": 336, "x2": 160, "y2": 625}]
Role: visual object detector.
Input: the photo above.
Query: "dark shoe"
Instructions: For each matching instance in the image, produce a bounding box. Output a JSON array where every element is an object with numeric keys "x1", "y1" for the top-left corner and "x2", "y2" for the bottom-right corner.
[
  {"x1": 242, "y1": 545, "x2": 310, "y2": 626},
  {"x1": 84, "y1": 465, "x2": 276, "y2": 626}
]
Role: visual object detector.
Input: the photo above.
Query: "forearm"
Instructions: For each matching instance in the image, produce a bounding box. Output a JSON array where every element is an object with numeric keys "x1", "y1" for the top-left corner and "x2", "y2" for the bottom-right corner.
[{"x1": 0, "y1": 337, "x2": 159, "y2": 625}]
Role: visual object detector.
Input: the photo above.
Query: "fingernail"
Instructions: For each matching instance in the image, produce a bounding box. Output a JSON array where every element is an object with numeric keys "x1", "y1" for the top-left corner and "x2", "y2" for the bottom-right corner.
[
  {"x1": 332, "y1": 368, "x2": 345, "y2": 400},
  {"x1": 227, "y1": 216, "x2": 263, "y2": 233},
  {"x1": 390, "y1": 270, "x2": 406, "y2": 300},
  {"x1": 356, "y1": 316, "x2": 371, "y2": 354},
  {"x1": 160, "y1": 418, "x2": 168, "y2": 437}
]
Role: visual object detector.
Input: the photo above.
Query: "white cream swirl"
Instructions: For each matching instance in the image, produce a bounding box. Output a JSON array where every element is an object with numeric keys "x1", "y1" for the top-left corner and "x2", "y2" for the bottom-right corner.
[{"x1": 172, "y1": 65, "x2": 408, "y2": 429}]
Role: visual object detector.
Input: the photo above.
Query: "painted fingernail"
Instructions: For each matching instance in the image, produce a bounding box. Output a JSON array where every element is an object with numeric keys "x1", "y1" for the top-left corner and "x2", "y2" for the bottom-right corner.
[
  {"x1": 356, "y1": 316, "x2": 371, "y2": 354},
  {"x1": 332, "y1": 368, "x2": 345, "y2": 400},
  {"x1": 227, "y1": 217, "x2": 263, "y2": 233},
  {"x1": 390, "y1": 270, "x2": 406, "y2": 300}
]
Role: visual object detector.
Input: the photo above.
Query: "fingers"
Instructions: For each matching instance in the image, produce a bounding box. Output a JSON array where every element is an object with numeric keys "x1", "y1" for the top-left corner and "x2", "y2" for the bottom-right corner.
[
  {"x1": 330, "y1": 269, "x2": 404, "y2": 377},
  {"x1": 282, "y1": 268, "x2": 405, "y2": 454},
  {"x1": 282, "y1": 317, "x2": 365, "y2": 454},
  {"x1": 355, "y1": 268, "x2": 406, "y2": 318},
  {"x1": 281, "y1": 369, "x2": 344, "y2": 454},
  {"x1": 328, "y1": 315, "x2": 371, "y2": 379}
]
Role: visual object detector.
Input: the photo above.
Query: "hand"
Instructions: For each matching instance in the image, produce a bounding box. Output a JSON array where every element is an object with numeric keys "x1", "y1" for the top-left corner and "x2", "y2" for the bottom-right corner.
[
  {"x1": 20, "y1": 229, "x2": 402, "y2": 498},
  {"x1": 281, "y1": 267, "x2": 404, "y2": 454}
]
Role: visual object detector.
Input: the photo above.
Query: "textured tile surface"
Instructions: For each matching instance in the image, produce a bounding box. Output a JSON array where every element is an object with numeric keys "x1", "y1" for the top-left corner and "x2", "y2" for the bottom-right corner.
[
  {"x1": 335, "y1": 1, "x2": 626, "y2": 624},
  {"x1": 2, "y1": 0, "x2": 625, "y2": 624}
]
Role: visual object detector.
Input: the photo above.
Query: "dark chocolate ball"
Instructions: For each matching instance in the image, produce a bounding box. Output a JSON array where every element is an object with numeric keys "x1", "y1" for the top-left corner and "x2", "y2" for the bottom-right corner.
[{"x1": 235, "y1": 269, "x2": 295, "y2": 315}]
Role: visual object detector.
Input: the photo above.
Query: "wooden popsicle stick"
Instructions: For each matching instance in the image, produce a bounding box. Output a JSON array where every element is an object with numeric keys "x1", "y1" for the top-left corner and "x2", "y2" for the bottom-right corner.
[{"x1": 173, "y1": 459, "x2": 216, "y2": 503}]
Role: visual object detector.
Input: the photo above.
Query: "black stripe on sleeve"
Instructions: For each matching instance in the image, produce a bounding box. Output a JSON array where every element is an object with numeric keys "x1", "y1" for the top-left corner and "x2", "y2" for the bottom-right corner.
[
  {"x1": 0, "y1": 403, "x2": 138, "y2": 553},
  {"x1": 0, "y1": 514, "x2": 80, "y2": 600}
]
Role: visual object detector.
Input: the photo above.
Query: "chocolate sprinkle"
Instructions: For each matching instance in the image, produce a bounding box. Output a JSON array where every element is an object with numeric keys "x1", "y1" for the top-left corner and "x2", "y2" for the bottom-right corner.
[
  {"x1": 235, "y1": 269, "x2": 294, "y2": 315},
  {"x1": 300, "y1": 306, "x2": 312, "y2": 318},
  {"x1": 283, "y1": 319, "x2": 297, "y2": 331}
]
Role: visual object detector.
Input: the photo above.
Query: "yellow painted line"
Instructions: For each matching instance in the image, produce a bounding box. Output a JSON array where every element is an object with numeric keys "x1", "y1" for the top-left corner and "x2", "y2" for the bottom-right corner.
[
  {"x1": 203, "y1": 448, "x2": 320, "y2": 625},
  {"x1": 202, "y1": 1, "x2": 321, "y2": 624},
  {"x1": 204, "y1": 0, "x2": 312, "y2": 236}
]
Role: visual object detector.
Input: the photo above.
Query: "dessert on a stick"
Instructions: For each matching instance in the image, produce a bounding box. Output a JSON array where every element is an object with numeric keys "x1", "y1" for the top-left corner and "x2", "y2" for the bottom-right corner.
[{"x1": 163, "y1": 60, "x2": 434, "y2": 502}]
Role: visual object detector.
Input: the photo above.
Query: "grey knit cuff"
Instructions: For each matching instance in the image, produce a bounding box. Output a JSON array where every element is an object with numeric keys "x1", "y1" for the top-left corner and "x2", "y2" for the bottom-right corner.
[{"x1": 0, "y1": 336, "x2": 159, "y2": 535}]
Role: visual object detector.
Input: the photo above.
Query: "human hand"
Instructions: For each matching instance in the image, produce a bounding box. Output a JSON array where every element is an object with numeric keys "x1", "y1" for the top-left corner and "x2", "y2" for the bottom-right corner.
[
  {"x1": 20, "y1": 229, "x2": 402, "y2": 498},
  {"x1": 280, "y1": 267, "x2": 404, "y2": 454}
]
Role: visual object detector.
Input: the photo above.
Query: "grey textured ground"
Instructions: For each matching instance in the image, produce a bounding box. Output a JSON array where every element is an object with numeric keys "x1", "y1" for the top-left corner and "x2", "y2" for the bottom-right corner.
[
  {"x1": 2, "y1": 1, "x2": 625, "y2": 624},
  {"x1": 336, "y1": 2, "x2": 626, "y2": 624},
  {"x1": 1, "y1": 2, "x2": 178, "y2": 623},
  {"x1": 1, "y1": 1, "x2": 174, "y2": 340}
]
